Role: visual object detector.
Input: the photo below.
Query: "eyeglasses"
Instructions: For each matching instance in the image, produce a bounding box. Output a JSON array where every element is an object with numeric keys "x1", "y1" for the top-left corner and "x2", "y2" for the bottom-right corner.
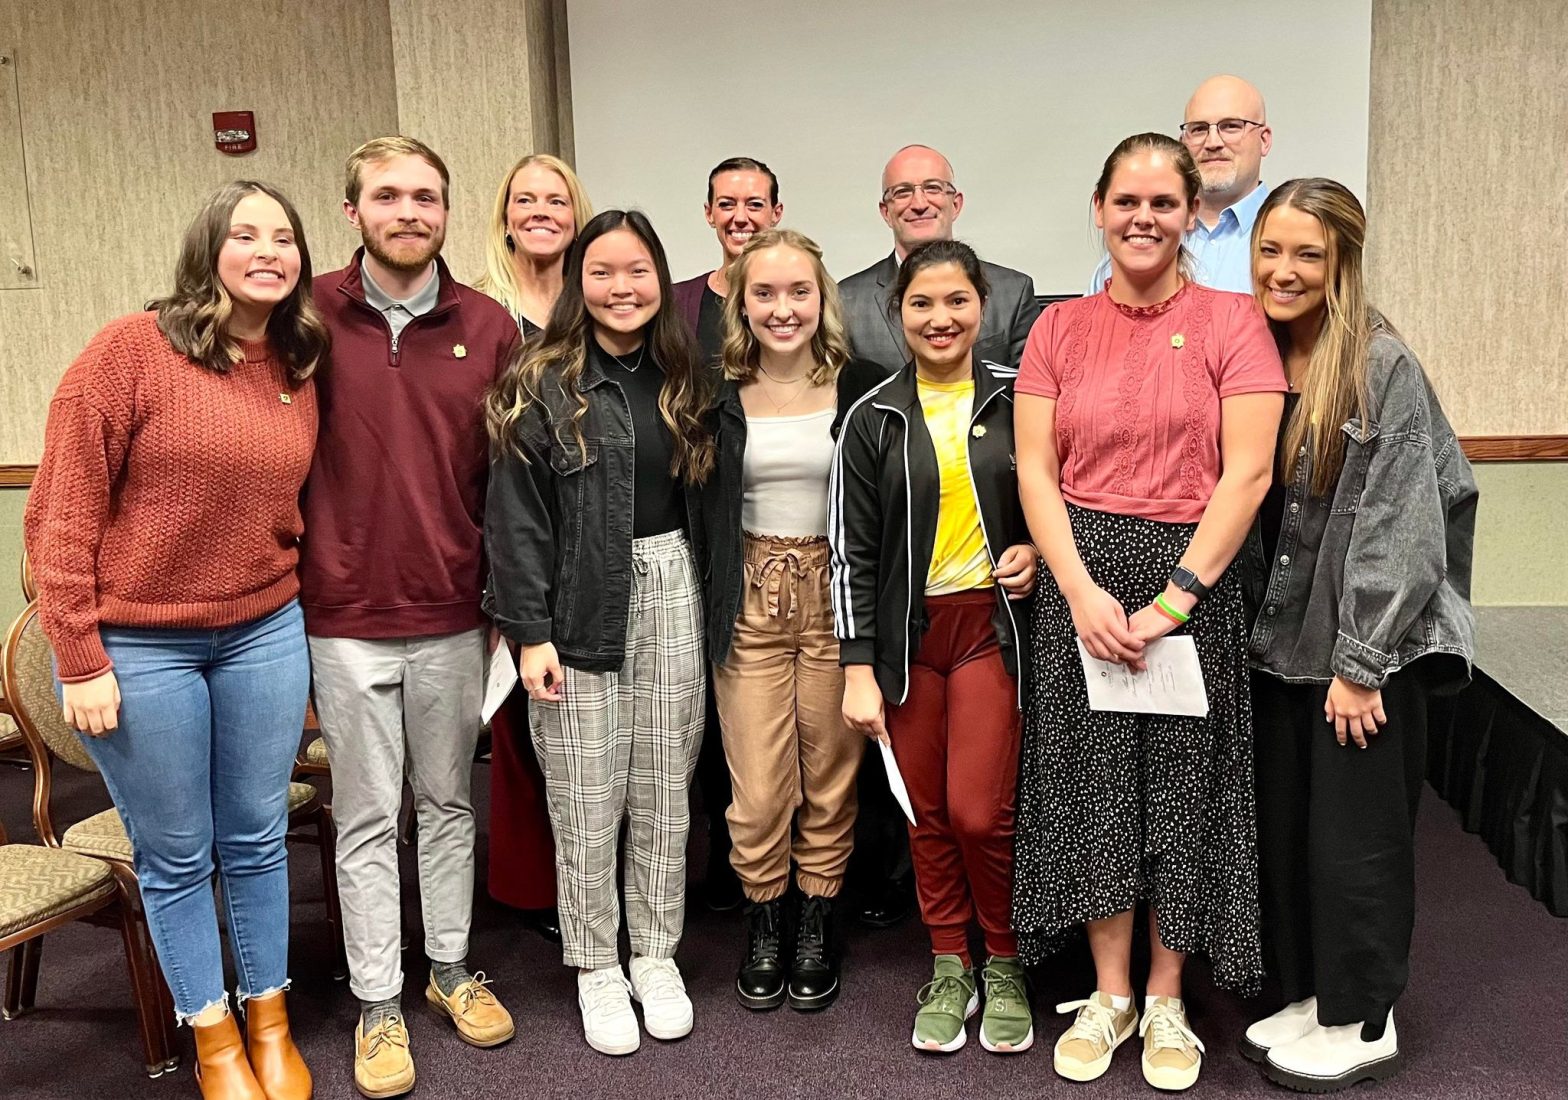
[
  {"x1": 1178, "y1": 118, "x2": 1264, "y2": 145},
  {"x1": 881, "y1": 179, "x2": 958, "y2": 205}
]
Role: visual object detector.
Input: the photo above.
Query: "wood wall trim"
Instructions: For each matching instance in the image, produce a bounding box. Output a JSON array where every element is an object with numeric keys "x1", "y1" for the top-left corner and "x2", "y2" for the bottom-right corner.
[
  {"x1": 1459, "y1": 436, "x2": 1568, "y2": 462},
  {"x1": 0, "y1": 436, "x2": 1563, "y2": 487}
]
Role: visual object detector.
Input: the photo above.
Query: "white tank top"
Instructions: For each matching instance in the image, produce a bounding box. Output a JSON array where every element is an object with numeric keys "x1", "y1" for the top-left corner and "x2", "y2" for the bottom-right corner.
[{"x1": 742, "y1": 408, "x2": 836, "y2": 537}]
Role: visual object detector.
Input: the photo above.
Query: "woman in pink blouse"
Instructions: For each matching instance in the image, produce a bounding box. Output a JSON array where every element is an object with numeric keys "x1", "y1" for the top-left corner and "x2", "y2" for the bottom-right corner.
[{"x1": 1011, "y1": 133, "x2": 1286, "y2": 1092}]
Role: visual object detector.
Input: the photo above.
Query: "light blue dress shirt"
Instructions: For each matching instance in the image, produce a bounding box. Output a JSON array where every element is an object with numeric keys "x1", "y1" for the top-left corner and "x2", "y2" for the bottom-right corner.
[{"x1": 1086, "y1": 183, "x2": 1270, "y2": 296}]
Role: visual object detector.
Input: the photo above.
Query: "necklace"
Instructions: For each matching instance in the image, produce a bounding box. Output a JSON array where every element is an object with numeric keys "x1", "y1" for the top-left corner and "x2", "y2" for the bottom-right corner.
[
  {"x1": 607, "y1": 344, "x2": 646, "y2": 372},
  {"x1": 753, "y1": 363, "x2": 815, "y2": 415}
]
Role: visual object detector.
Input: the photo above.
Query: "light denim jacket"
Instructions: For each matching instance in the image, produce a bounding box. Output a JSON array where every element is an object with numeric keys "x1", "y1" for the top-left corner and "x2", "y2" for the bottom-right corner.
[{"x1": 1247, "y1": 327, "x2": 1478, "y2": 690}]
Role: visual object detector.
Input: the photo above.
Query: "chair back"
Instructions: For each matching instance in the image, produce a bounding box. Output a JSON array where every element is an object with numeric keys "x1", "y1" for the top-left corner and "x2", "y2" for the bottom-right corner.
[
  {"x1": 19, "y1": 548, "x2": 35, "y2": 603},
  {"x1": 3, "y1": 602, "x2": 98, "y2": 775}
]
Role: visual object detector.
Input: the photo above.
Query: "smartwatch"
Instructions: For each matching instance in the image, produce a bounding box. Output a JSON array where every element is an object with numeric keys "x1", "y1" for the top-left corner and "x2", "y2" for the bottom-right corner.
[{"x1": 1169, "y1": 565, "x2": 1210, "y2": 600}]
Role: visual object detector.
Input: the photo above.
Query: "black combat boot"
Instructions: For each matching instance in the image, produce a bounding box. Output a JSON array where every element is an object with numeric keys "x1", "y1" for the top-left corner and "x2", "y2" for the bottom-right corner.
[
  {"x1": 736, "y1": 898, "x2": 787, "y2": 1010},
  {"x1": 787, "y1": 895, "x2": 840, "y2": 1010}
]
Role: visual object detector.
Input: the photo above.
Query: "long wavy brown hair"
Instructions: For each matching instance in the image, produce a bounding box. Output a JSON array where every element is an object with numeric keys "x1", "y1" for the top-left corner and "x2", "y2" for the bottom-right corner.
[
  {"x1": 486, "y1": 209, "x2": 715, "y2": 484},
  {"x1": 719, "y1": 228, "x2": 850, "y2": 386},
  {"x1": 1253, "y1": 178, "x2": 1383, "y2": 497},
  {"x1": 148, "y1": 180, "x2": 327, "y2": 383}
]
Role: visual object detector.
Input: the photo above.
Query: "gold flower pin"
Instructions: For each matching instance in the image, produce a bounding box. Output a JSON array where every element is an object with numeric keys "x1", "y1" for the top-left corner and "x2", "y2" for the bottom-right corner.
[
  {"x1": 453, "y1": 344, "x2": 468, "y2": 359},
  {"x1": 972, "y1": 424, "x2": 987, "y2": 439},
  {"x1": 1170, "y1": 334, "x2": 1185, "y2": 349},
  {"x1": 279, "y1": 393, "x2": 292, "y2": 405}
]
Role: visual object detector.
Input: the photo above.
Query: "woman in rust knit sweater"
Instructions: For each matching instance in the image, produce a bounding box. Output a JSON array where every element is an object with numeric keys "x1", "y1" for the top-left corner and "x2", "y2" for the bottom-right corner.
[{"x1": 24, "y1": 181, "x2": 326, "y2": 1100}]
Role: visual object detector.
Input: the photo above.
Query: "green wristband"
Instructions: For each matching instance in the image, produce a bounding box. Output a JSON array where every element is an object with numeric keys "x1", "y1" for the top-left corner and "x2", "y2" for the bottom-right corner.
[{"x1": 1154, "y1": 593, "x2": 1190, "y2": 624}]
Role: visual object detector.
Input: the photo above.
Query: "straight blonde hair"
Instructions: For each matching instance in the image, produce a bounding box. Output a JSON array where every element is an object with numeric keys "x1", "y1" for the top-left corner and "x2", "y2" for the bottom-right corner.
[
  {"x1": 1253, "y1": 178, "x2": 1383, "y2": 497},
  {"x1": 473, "y1": 154, "x2": 594, "y2": 319},
  {"x1": 718, "y1": 229, "x2": 850, "y2": 387}
]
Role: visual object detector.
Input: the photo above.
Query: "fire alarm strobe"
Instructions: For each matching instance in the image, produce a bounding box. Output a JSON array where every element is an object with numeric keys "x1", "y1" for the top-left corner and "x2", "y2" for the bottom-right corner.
[{"x1": 213, "y1": 111, "x2": 257, "y2": 155}]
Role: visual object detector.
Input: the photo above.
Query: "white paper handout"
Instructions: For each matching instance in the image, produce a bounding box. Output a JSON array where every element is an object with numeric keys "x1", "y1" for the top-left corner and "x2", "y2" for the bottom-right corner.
[
  {"x1": 878, "y1": 739, "x2": 917, "y2": 827},
  {"x1": 1077, "y1": 636, "x2": 1209, "y2": 717},
  {"x1": 481, "y1": 631, "x2": 520, "y2": 725}
]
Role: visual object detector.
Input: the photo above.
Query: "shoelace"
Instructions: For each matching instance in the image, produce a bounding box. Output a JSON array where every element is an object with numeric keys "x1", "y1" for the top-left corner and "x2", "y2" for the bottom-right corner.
[
  {"x1": 363, "y1": 1014, "x2": 409, "y2": 1058},
  {"x1": 634, "y1": 959, "x2": 686, "y2": 1004},
  {"x1": 1140, "y1": 1002, "x2": 1206, "y2": 1055},
  {"x1": 581, "y1": 970, "x2": 633, "y2": 1022},
  {"x1": 1056, "y1": 997, "x2": 1122, "y2": 1050},
  {"x1": 747, "y1": 904, "x2": 781, "y2": 958},
  {"x1": 981, "y1": 965, "x2": 1026, "y2": 1013},
  {"x1": 917, "y1": 973, "x2": 972, "y2": 1015},
  {"x1": 795, "y1": 898, "x2": 828, "y2": 963},
  {"x1": 453, "y1": 971, "x2": 498, "y2": 1011}
]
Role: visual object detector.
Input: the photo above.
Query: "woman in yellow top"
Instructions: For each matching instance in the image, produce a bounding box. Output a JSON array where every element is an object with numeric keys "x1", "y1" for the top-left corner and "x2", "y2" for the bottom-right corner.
[{"x1": 830, "y1": 240, "x2": 1037, "y2": 1054}]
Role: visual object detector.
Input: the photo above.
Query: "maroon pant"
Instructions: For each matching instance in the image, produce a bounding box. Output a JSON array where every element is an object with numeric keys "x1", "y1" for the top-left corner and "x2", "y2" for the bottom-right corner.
[
  {"x1": 886, "y1": 590, "x2": 1020, "y2": 959},
  {"x1": 487, "y1": 692, "x2": 557, "y2": 909}
]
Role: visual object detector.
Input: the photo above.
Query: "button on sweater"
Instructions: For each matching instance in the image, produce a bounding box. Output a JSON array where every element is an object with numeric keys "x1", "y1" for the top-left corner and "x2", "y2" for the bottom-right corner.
[{"x1": 23, "y1": 311, "x2": 319, "y2": 681}]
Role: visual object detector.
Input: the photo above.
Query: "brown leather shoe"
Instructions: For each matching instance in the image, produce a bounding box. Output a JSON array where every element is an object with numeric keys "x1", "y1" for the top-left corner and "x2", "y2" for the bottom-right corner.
[
  {"x1": 245, "y1": 990, "x2": 313, "y2": 1100},
  {"x1": 354, "y1": 1015, "x2": 415, "y2": 1099},
  {"x1": 193, "y1": 1009, "x2": 268, "y2": 1100},
  {"x1": 424, "y1": 971, "x2": 515, "y2": 1047}
]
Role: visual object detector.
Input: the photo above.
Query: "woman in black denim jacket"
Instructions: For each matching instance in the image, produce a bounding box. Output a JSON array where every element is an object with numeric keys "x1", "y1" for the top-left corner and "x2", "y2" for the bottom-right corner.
[{"x1": 1241, "y1": 179, "x2": 1478, "y2": 1093}]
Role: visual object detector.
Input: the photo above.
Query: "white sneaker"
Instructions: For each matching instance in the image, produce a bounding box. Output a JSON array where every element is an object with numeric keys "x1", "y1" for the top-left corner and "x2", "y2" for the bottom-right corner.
[
  {"x1": 1265, "y1": 1012, "x2": 1401, "y2": 1092},
  {"x1": 628, "y1": 956, "x2": 694, "y2": 1040},
  {"x1": 577, "y1": 966, "x2": 640, "y2": 1056},
  {"x1": 1241, "y1": 996, "x2": 1318, "y2": 1062}
]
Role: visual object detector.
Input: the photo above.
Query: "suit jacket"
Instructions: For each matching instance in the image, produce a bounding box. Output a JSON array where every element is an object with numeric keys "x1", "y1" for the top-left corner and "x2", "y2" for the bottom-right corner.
[{"x1": 837, "y1": 253, "x2": 1041, "y2": 373}]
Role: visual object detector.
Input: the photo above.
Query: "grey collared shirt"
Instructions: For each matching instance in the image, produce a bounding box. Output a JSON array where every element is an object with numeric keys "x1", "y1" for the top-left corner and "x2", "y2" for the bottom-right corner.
[{"x1": 360, "y1": 258, "x2": 439, "y2": 349}]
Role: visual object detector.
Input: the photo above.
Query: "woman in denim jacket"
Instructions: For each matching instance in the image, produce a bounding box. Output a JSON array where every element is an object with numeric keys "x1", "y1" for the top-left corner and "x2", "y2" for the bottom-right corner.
[{"x1": 1242, "y1": 178, "x2": 1477, "y2": 1093}]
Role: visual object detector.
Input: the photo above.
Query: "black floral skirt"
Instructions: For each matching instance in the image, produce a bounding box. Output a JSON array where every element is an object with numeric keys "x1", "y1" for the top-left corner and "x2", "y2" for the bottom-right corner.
[{"x1": 1011, "y1": 504, "x2": 1263, "y2": 995}]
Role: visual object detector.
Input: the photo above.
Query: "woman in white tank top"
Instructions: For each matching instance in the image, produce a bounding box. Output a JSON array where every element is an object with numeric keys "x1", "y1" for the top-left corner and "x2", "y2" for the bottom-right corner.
[{"x1": 702, "y1": 229, "x2": 884, "y2": 1014}]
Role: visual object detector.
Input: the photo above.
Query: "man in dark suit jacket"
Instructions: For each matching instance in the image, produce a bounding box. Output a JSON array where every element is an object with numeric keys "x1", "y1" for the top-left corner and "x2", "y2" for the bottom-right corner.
[{"x1": 838, "y1": 145, "x2": 1041, "y2": 373}]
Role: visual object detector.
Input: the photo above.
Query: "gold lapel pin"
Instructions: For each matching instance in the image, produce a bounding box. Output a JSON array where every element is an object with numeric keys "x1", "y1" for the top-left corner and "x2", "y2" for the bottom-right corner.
[
  {"x1": 972, "y1": 424, "x2": 987, "y2": 439},
  {"x1": 453, "y1": 344, "x2": 468, "y2": 359},
  {"x1": 1170, "y1": 334, "x2": 1185, "y2": 349},
  {"x1": 279, "y1": 393, "x2": 292, "y2": 405}
]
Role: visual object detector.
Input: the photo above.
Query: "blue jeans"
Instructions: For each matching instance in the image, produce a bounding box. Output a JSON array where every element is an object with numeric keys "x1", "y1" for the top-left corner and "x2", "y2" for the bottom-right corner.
[{"x1": 71, "y1": 600, "x2": 309, "y2": 1022}]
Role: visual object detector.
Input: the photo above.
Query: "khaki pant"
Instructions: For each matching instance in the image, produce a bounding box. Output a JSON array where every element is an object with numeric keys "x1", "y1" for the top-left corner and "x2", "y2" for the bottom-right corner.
[{"x1": 712, "y1": 534, "x2": 859, "y2": 902}]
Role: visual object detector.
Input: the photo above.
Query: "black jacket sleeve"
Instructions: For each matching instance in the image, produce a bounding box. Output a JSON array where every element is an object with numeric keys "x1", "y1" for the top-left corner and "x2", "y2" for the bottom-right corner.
[
  {"x1": 484, "y1": 405, "x2": 558, "y2": 646},
  {"x1": 829, "y1": 400, "x2": 882, "y2": 666}
]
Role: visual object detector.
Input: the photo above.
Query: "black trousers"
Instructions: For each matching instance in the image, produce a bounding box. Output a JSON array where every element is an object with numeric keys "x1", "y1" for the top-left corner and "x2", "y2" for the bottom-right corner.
[{"x1": 1252, "y1": 668, "x2": 1427, "y2": 1026}]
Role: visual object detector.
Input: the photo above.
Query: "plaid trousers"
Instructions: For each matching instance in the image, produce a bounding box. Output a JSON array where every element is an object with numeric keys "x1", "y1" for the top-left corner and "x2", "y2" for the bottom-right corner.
[{"x1": 529, "y1": 531, "x2": 706, "y2": 969}]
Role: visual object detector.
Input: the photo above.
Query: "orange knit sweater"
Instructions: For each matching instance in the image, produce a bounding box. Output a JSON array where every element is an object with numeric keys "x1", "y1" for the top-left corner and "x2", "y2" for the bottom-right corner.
[{"x1": 23, "y1": 312, "x2": 319, "y2": 681}]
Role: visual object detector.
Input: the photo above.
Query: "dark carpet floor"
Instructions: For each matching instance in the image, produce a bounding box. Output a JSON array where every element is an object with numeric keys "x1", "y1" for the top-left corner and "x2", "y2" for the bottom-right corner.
[{"x1": 1, "y1": 760, "x2": 1563, "y2": 1100}]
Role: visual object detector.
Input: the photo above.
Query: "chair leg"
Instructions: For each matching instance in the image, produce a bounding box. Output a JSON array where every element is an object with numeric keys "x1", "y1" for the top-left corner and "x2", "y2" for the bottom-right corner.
[
  {"x1": 316, "y1": 805, "x2": 349, "y2": 981},
  {"x1": 116, "y1": 891, "x2": 177, "y2": 1077},
  {"x1": 16, "y1": 936, "x2": 41, "y2": 1012},
  {"x1": 3, "y1": 942, "x2": 27, "y2": 1019}
]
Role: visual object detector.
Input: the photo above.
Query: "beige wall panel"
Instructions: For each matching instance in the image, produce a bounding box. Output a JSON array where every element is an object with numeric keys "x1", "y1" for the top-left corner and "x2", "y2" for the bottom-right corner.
[
  {"x1": 388, "y1": 0, "x2": 565, "y2": 282},
  {"x1": 0, "y1": 0, "x2": 396, "y2": 463},
  {"x1": 1367, "y1": 0, "x2": 1568, "y2": 435}
]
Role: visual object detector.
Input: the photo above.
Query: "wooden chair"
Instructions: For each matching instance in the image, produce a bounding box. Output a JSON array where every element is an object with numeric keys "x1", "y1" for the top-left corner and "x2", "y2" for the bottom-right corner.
[
  {"x1": 1, "y1": 765, "x2": 177, "y2": 1075},
  {"x1": 0, "y1": 548, "x2": 34, "y2": 771},
  {"x1": 2, "y1": 601, "x2": 348, "y2": 1003}
]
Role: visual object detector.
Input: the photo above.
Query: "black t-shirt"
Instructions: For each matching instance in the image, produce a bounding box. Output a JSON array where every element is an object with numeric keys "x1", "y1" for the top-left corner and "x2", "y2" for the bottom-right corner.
[
  {"x1": 589, "y1": 338, "x2": 684, "y2": 538},
  {"x1": 1259, "y1": 392, "x2": 1303, "y2": 561},
  {"x1": 695, "y1": 284, "x2": 725, "y2": 366}
]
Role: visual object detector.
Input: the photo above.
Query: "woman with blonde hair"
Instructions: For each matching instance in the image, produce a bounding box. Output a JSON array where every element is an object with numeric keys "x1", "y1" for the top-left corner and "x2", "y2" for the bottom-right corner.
[
  {"x1": 475, "y1": 152, "x2": 592, "y2": 944},
  {"x1": 25, "y1": 180, "x2": 325, "y2": 1100},
  {"x1": 1243, "y1": 178, "x2": 1475, "y2": 1092},
  {"x1": 475, "y1": 152, "x2": 593, "y2": 335},
  {"x1": 703, "y1": 228, "x2": 883, "y2": 1011}
]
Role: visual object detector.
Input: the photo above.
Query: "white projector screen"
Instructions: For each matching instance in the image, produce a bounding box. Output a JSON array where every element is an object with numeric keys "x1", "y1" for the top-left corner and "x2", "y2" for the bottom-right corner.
[{"x1": 567, "y1": 0, "x2": 1371, "y2": 296}]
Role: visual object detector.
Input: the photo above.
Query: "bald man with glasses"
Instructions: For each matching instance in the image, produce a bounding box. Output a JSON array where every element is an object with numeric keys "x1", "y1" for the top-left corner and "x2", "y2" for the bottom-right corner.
[
  {"x1": 1088, "y1": 74, "x2": 1273, "y2": 295},
  {"x1": 840, "y1": 144, "x2": 1040, "y2": 374}
]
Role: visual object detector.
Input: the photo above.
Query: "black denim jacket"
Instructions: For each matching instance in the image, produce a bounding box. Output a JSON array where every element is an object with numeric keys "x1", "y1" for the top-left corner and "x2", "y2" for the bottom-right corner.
[
  {"x1": 1246, "y1": 330, "x2": 1478, "y2": 691},
  {"x1": 484, "y1": 348, "x2": 703, "y2": 672}
]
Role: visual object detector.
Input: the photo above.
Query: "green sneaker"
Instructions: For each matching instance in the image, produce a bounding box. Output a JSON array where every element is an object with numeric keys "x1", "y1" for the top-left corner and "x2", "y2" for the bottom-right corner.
[
  {"x1": 912, "y1": 955, "x2": 978, "y2": 1053},
  {"x1": 979, "y1": 956, "x2": 1034, "y2": 1053}
]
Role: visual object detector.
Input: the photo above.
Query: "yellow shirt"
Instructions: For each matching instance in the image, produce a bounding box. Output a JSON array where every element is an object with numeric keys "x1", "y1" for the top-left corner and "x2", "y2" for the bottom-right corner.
[{"x1": 917, "y1": 375, "x2": 992, "y2": 595}]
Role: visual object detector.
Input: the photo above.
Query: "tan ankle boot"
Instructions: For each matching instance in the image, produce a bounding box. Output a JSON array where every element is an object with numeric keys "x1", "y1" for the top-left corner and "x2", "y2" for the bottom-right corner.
[
  {"x1": 245, "y1": 990, "x2": 313, "y2": 1100},
  {"x1": 192, "y1": 1009, "x2": 267, "y2": 1100}
]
